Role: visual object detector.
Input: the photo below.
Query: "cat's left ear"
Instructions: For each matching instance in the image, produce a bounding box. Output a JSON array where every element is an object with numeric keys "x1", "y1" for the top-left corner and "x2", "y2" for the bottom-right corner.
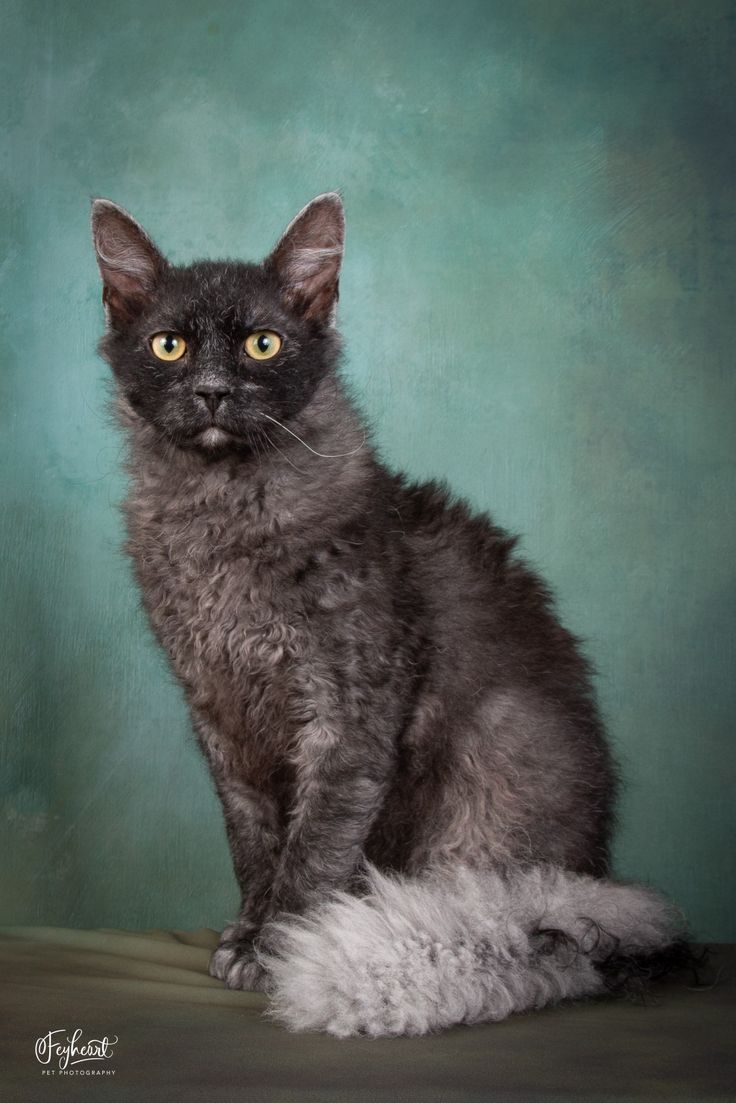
[
  {"x1": 266, "y1": 192, "x2": 345, "y2": 325},
  {"x1": 91, "y1": 199, "x2": 168, "y2": 326}
]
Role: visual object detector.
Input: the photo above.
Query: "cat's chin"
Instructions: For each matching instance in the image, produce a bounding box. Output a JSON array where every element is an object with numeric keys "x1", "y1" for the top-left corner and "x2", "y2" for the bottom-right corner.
[
  {"x1": 198, "y1": 427, "x2": 236, "y2": 450},
  {"x1": 180, "y1": 425, "x2": 254, "y2": 454}
]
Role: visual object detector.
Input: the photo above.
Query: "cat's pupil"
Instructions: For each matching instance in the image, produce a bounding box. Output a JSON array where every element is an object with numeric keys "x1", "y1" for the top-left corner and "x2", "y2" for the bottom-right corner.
[
  {"x1": 257, "y1": 334, "x2": 270, "y2": 352},
  {"x1": 163, "y1": 336, "x2": 176, "y2": 353}
]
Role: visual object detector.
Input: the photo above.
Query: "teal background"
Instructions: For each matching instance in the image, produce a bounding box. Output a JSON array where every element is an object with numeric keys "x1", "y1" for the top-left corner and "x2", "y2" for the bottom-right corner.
[{"x1": 1, "y1": 0, "x2": 734, "y2": 939}]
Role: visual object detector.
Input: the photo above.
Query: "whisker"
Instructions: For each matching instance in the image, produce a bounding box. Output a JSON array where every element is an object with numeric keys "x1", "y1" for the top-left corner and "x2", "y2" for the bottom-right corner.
[
  {"x1": 260, "y1": 427, "x2": 309, "y2": 476},
  {"x1": 259, "y1": 413, "x2": 366, "y2": 459}
]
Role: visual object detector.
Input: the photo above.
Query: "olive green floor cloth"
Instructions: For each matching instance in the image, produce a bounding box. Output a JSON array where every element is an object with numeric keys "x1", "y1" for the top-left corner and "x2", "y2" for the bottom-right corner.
[{"x1": 0, "y1": 927, "x2": 733, "y2": 1103}]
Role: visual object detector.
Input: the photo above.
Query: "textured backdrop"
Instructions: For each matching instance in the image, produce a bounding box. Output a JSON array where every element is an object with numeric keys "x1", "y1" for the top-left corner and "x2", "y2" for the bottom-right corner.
[{"x1": 1, "y1": 0, "x2": 734, "y2": 938}]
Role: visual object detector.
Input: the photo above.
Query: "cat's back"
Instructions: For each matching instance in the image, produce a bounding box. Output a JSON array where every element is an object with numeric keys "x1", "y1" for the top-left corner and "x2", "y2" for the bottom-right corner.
[
  {"x1": 390, "y1": 473, "x2": 547, "y2": 621},
  {"x1": 388, "y1": 472, "x2": 598, "y2": 698}
]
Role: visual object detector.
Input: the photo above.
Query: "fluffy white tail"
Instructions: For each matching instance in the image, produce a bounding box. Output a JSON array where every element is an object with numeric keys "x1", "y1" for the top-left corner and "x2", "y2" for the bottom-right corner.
[{"x1": 258, "y1": 865, "x2": 685, "y2": 1037}]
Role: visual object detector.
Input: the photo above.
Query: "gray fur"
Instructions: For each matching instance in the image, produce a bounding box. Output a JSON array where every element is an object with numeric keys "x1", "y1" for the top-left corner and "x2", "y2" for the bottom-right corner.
[
  {"x1": 91, "y1": 194, "x2": 684, "y2": 1037},
  {"x1": 260, "y1": 864, "x2": 685, "y2": 1036}
]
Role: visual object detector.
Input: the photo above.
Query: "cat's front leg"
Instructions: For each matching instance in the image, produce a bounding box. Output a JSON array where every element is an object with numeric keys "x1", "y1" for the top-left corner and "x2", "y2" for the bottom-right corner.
[
  {"x1": 209, "y1": 779, "x2": 281, "y2": 990},
  {"x1": 260, "y1": 725, "x2": 393, "y2": 937},
  {"x1": 194, "y1": 714, "x2": 283, "y2": 988},
  {"x1": 211, "y1": 776, "x2": 284, "y2": 992},
  {"x1": 208, "y1": 776, "x2": 282, "y2": 991}
]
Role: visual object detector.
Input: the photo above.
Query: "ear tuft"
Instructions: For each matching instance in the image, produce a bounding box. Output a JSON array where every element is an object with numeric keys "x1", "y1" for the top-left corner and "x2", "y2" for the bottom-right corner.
[
  {"x1": 267, "y1": 192, "x2": 345, "y2": 324},
  {"x1": 91, "y1": 199, "x2": 167, "y2": 325}
]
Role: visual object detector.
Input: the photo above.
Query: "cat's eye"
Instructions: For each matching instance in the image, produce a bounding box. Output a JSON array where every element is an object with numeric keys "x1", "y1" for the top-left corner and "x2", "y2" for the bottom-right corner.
[
  {"x1": 244, "y1": 331, "x2": 282, "y2": 361},
  {"x1": 151, "y1": 333, "x2": 187, "y2": 362}
]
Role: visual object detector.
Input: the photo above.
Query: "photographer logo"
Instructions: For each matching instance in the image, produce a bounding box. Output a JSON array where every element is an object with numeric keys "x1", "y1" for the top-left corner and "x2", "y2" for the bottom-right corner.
[{"x1": 34, "y1": 1028, "x2": 118, "y2": 1076}]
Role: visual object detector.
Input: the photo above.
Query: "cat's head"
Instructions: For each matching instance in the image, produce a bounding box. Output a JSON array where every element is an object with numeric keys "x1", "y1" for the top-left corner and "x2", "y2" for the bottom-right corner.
[{"x1": 91, "y1": 194, "x2": 345, "y2": 455}]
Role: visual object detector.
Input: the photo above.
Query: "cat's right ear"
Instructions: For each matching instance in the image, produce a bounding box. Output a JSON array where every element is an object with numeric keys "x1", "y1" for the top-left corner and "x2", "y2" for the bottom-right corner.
[{"x1": 91, "y1": 199, "x2": 168, "y2": 326}]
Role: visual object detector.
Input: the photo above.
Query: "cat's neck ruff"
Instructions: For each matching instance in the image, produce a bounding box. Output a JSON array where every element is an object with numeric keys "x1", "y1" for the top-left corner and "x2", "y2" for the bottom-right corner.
[{"x1": 118, "y1": 376, "x2": 377, "y2": 544}]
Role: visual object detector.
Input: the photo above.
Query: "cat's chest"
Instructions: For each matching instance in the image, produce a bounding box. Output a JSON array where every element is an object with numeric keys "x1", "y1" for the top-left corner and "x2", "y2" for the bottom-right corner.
[{"x1": 127, "y1": 494, "x2": 302, "y2": 704}]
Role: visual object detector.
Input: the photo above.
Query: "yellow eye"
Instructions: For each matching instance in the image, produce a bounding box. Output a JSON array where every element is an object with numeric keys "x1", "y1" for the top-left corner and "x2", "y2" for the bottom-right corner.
[
  {"x1": 244, "y1": 331, "x2": 282, "y2": 361},
  {"x1": 151, "y1": 333, "x2": 187, "y2": 362}
]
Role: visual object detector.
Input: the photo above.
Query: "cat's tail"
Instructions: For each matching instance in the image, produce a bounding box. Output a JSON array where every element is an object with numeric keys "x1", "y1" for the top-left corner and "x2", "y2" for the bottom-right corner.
[{"x1": 258, "y1": 863, "x2": 687, "y2": 1037}]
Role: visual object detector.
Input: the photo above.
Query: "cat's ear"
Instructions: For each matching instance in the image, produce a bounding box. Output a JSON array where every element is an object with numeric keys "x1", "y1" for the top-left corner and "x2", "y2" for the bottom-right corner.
[
  {"x1": 91, "y1": 199, "x2": 168, "y2": 326},
  {"x1": 266, "y1": 192, "x2": 345, "y2": 325}
]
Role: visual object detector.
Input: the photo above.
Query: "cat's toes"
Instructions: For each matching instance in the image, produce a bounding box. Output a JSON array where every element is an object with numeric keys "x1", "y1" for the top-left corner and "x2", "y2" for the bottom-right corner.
[
  {"x1": 209, "y1": 937, "x2": 267, "y2": 991},
  {"x1": 226, "y1": 955, "x2": 267, "y2": 991}
]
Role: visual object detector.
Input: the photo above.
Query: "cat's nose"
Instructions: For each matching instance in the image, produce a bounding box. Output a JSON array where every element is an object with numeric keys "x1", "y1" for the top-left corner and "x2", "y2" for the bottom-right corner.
[{"x1": 194, "y1": 384, "x2": 231, "y2": 416}]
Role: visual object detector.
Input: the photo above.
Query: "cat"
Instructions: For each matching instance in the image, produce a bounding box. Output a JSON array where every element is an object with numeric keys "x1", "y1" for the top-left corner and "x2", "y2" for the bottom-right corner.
[{"x1": 91, "y1": 192, "x2": 684, "y2": 1037}]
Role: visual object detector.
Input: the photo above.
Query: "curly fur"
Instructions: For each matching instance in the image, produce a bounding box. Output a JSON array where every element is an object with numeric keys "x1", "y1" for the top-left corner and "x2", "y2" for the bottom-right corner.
[{"x1": 258, "y1": 864, "x2": 685, "y2": 1037}]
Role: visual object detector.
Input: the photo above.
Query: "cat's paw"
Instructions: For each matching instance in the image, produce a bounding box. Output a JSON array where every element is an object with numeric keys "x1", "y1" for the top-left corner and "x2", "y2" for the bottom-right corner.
[{"x1": 209, "y1": 932, "x2": 267, "y2": 991}]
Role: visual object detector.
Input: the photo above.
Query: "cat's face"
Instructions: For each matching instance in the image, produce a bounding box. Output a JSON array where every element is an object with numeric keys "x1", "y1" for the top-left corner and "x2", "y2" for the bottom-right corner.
[{"x1": 92, "y1": 194, "x2": 344, "y2": 455}]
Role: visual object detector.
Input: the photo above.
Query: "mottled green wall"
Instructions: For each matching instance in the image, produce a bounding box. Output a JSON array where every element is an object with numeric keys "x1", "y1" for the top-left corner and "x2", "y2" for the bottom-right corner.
[{"x1": 2, "y1": 0, "x2": 734, "y2": 939}]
